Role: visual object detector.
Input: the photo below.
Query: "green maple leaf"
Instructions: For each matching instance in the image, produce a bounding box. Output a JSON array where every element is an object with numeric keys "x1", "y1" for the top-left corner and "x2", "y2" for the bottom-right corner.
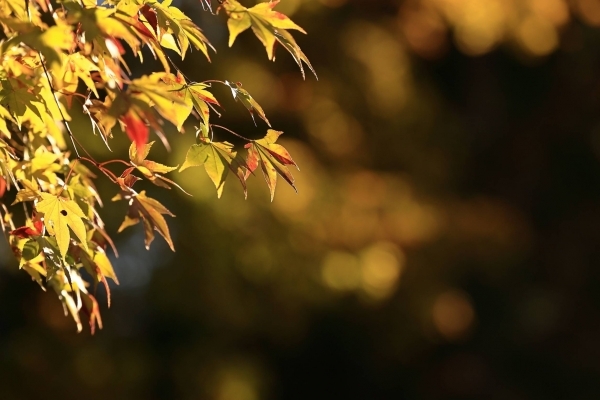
[
  {"x1": 180, "y1": 139, "x2": 239, "y2": 198},
  {"x1": 35, "y1": 192, "x2": 88, "y2": 259}
]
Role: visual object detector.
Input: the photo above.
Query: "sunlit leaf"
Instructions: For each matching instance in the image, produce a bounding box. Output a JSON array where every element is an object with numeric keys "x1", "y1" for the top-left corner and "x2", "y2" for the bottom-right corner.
[
  {"x1": 225, "y1": 80, "x2": 270, "y2": 126},
  {"x1": 180, "y1": 138, "x2": 238, "y2": 198},
  {"x1": 222, "y1": 0, "x2": 313, "y2": 76},
  {"x1": 114, "y1": 190, "x2": 175, "y2": 251},
  {"x1": 35, "y1": 193, "x2": 88, "y2": 259},
  {"x1": 244, "y1": 130, "x2": 298, "y2": 201}
]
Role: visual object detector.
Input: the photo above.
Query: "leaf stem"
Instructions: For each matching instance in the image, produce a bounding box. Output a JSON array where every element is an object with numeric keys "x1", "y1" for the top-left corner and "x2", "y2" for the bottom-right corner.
[
  {"x1": 80, "y1": 157, "x2": 119, "y2": 184},
  {"x1": 99, "y1": 159, "x2": 131, "y2": 167}
]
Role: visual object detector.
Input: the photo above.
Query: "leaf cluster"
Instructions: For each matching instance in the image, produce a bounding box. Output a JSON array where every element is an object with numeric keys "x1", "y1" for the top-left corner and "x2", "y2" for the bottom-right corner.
[{"x1": 0, "y1": 0, "x2": 313, "y2": 333}]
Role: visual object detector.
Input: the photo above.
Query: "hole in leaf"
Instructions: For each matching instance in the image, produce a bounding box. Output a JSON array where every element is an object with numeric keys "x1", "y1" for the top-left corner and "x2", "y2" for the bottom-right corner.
[{"x1": 60, "y1": 210, "x2": 67, "y2": 216}]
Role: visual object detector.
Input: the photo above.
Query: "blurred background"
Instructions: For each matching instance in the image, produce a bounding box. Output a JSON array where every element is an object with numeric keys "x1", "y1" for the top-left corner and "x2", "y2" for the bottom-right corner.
[{"x1": 3, "y1": 0, "x2": 600, "y2": 398}]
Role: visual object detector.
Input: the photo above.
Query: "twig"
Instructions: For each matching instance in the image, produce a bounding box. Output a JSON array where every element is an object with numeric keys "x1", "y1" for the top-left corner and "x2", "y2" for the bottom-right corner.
[
  {"x1": 38, "y1": 52, "x2": 81, "y2": 159},
  {"x1": 210, "y1": 124, "x2": 252, "y2": 141}
]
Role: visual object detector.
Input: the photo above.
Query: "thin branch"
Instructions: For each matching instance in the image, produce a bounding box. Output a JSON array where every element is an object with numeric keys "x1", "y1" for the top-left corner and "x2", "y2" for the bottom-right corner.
[
  {"x1": 210, "y1": 124, "x2": 253, "y2": 141},
  {"x1": 99, "y1": 159, "x2": 132, "y2": 168},
  {"x1": 79, "y1": 157, "x2": 119, "y2": 184},
  {"x1": 57, "y1": 159, "x2": 79, "y2": 196},
  {"x1": 38, "y1": 52, "x2": 81, "y2": 159}
]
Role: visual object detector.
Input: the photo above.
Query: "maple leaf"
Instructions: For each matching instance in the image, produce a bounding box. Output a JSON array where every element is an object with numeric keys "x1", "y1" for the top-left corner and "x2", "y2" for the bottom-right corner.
[
  {"x1": 35, "y1": 193, "x2": 89, "y2": 259},
  {"x1": 10, "y1": 213, "x2": 43, "y2": 239},
  {"x1": 0, "y1": 78, "x2": 45, "y2": 129},
  {"x1": 114, "y1": 190, "x2": 175, "y2": 251},
  {"x1": 180, "y1": 137, "x2": 243, "y2": 198},
  {"x1": 8, "y1": 24, "x2": 75, "y2": 72},
  {"x1": 80, "y1": 243, "x2": 118, "y2": 308},
  {"x1": 140, "y1": 0, "x2": 214, "y2": 60},
  {"x1": 225, "y1": 80, "x2": 269, "y2": 126},
  {"x1": 272, "y1": 29, "x2": 316, "y2": 80},
  {"x1": 11, "y1": 179, "x2": 40, "y2": 205},
  {"x1": 244, "y1": 130, "x2": 298, "y2": 201},
  {"x1": 60, "y1": 53, "x2": 100, "y2": 97},
  {"x1": 222, "y1": 0, "x2": 315, "y2": 77},
  {"x1": 186, "y1": 83, "x2": 220, "y2": 126},
  {"x1": 128, "y1": 141, "x2": 186, "y2": 192},
  {"x1": 162, "y1": 72, "x2": 221, "y2": 128},
  {"x1": 129, "y1": 73, "x2": 189, "y2": 128}
]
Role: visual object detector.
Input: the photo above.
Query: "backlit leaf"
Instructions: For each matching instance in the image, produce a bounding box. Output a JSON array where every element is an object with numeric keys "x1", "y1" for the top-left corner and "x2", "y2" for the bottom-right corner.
[
  {"x1": 222, "y1": 0, "x2": 313, "y2": 76},
  {"x1": 121, "y1": 109, "x2": 148, "y2": 153},
  {"x1": 244, "y1": 130, "x2": 298, "y2": 201},
  {"x1": 225, "y1": 80, "x2": 270, "y2": 126},
  {"x1": 180, "y1": 138, "x2": 239, "y2": 198},
  {"x1": 35, "y1": 193, "x2": 88, "y2": 259},
  {"x1": 115, "y1": 190, "x2": 175, "y2": 251}
]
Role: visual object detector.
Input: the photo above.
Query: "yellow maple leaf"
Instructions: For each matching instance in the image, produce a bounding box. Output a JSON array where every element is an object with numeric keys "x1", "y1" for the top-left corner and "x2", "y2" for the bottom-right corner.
[{"x1": 36, "y1": 193, "x2": 88, "y2": 259}]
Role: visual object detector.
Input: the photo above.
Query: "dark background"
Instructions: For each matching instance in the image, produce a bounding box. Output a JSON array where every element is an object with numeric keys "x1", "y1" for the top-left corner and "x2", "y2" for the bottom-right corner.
[{"x1": 3, "y1": 0, "x2": 600, "y2": 398}]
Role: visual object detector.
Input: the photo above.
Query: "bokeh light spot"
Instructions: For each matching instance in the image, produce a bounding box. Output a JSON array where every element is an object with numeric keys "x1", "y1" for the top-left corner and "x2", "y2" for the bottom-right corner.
[
  {"x1": 517, "y1": 15, "x2": 559, "y2": 56},
  {"x1": 360, "y1": 242, "x2": 405, "y2": 300},
  {"x1": 432, "y1": 289, "x2": 476, "y2": 341}
]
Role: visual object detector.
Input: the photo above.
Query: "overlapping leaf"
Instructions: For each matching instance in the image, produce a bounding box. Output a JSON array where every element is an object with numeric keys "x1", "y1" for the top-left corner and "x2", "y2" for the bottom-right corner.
[
  {"x1": 159, "y1": 72, "x2": 221, "y2": 129},
  {"x1": 114, "y1": 190, "x2": 175, "y2": 251},
  {"x1": 138, "y1": 0, "x2": 214, "y2": 60},
  {"x1": 222, "y1": 0, "x2": 315, "y2": 78},
  {"x1": 244, "y1": 129, "x2": 298, "y2": 201},
  {"x1": 180, "y1": 137, "x2": 240, "y2": 198},
  {"x1": 128, "y1": 141, "x2": 183, "y2": 191}
]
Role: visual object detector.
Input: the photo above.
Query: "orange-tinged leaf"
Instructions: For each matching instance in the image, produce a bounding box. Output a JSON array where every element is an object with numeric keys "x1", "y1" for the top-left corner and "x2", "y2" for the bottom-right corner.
[
  {"x1": 222, "y1": 0, "x2": 308, "y2": 63},
  {"x1": 161, "y1": 74, "x2": 219, "y2": 128},
  {"x1": 141, "y1": 0, "x2": 214, "y2": 60},
  {"x1": 10, "y1": 225, "x2": 41, "y2": 239},
  {"x1": 244, "y1": 130, "x2": 298, "y2": 201}
]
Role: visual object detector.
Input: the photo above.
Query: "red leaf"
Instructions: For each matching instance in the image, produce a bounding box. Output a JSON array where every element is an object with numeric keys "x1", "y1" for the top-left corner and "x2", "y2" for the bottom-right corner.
[
  {"x1": 0, "y1": 176, "x2": 5, "y2": 198},
  {"x1": 33, "y1": 218, "x2": 43, "y2": 234},
  {"x1": 139, "y1": 5, "x2": 158, "y2": 34},
  {"x1": 121, "y1": 111, "x2": 148, "y2": 154},
  {"x1": 13, "y1": 213, "x2": 45, "y2": 238},
  {"x1": 10, "y1": 226, "x2": 41, "y2": 238}
]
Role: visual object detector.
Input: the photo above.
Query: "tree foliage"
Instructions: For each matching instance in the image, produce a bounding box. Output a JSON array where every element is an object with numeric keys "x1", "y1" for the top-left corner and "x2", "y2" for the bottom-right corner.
[{"x1": 0, "y1": 0, "x2": 314, "y2": 333}]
